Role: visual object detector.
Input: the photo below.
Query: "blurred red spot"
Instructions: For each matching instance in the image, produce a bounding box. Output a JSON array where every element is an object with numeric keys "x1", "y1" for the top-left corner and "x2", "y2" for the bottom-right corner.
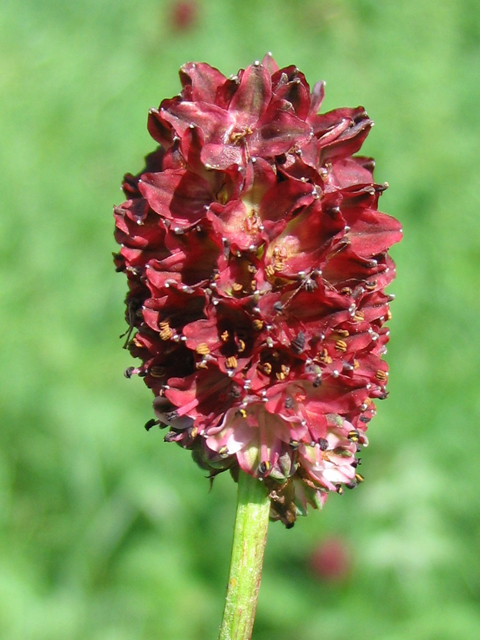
[
  {"x1": 171, "y1": 1, "x2": 199, "y2": 31},
  {"x1": 310, "y1": 537, "x2": 351, "y2": 582}
]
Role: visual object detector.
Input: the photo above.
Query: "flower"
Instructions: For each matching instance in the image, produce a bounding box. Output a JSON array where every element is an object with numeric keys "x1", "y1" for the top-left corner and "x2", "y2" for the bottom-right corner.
[
  {"x1": 170, "y1": 1, "x2": 199, "y2": 31},
  {"x1": 114, "y1": 55, "x2": 402, "y2": 527},
  {"x1": 310, "y1": 537, "x2": 352, "y2": 582}
]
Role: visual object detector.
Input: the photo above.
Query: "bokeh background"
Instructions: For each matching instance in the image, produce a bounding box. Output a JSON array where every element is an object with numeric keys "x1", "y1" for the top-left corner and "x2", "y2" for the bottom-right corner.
[{"x1": 2, "y1": 0, "x2": 480, "y2": 638}]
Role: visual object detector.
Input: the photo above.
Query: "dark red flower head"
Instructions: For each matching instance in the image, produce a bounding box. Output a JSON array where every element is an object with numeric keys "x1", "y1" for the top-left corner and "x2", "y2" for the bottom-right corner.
[{"x1": 114, "y1": 55, "x2": 402, "y2": 527}]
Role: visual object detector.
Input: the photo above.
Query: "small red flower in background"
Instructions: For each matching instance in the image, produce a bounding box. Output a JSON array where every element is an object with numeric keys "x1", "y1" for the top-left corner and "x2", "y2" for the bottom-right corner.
[
  {"x1": 114, "y1": 55, "x2": 402, "y2": 527},
  {"x1": 170, "y1": 1, "x2": 199, "y2": 31},
  {"x1": 310, "y1": 537, "x2": 352, "y2": 582}
]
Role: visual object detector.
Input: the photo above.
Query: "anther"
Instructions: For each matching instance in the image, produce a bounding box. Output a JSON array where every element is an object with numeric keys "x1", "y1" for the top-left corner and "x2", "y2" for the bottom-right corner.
[
  {"x1": 259, "y1": 461, "x2": 271, "y2": 475},
  {"x1": 226, "y1": 356, "x2": 238, "y2": 369},
  {"x1": 144, "y1": 419, "x2": 159, "y2": 431},
  {"x1": 195, "y1": 343, "x2": 210, "y2": 355},
  {"x1": 318, "y1": 438, "x2": 329, "y2": 451},
  {"x1": 150, "y1": 366, "x2": 166, "y2": 378}
]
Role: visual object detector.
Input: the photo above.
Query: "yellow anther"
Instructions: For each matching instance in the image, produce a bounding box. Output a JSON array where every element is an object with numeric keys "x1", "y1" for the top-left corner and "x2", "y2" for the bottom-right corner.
[
  {"x1": 226, "y1": 356, "x2": 238, "y2": 369},
  {"x1": 195, "y1": 343, "x2": 210, "y2": 355},
  {"x1": 319, "y1": 348, "x2": 332, "y2": 364},
  {"x1": 265, "y1": 264, "x2": 275, "y2": 278},
  {"x1": 159, "y1": 321, "x2": 173, "y2": 340},
  {"x1": 262, "y1": 362, "x2": 273, "y2": 375}
]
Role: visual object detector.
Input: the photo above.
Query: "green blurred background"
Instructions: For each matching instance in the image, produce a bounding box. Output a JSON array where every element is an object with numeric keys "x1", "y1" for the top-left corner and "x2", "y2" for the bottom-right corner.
[{"x1": 1, "y1": 0, "x2": 480, "y2": 638}]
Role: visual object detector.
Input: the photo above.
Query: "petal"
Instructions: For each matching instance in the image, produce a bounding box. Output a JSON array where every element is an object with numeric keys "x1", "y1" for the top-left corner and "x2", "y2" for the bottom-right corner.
[
  {"x1": 207, "y1": 200, "x2": 262, "y2": 251},
  {"x1": 344, "y1": 207, "x2": 403, "y2": 256},
  {"x1": 272, "y1": 67, "x2": 311, "y2": 119},
  {"x1": 179, "y1": 61, "x2": 227, "y2": 102},
  {"x1": 315, "y1": 107, "x2": 373, "y2": 160},
  {"x1": 229, "y1": 62, "x2": 272, "y2": 125},
  {"x1": 200, "y1": 142, "x2": 244, "y2": 170},
  {"x1": 309, "y1": 81, "x2": 326, "y2": 117},
  {"x1": 138, "y1": 169, "x2": 212, "y2": 225},
  {"x1": 183, "y1": 317, "x2": 221, "y2": 352},
  {"x1": 249, "y1": 99, "x2": 312, "y2": 157},
  {"x1": 265, "y1": 200, "x2": 345, "y2": 275},
  {"x1": 159, "y1": 100, "x2": 232, "y2": 142},
  {"x1": 262, "y1": 53, "x2": 279, "y2": 75},
  {"x1": 327, "y1": 157, "x2": 375, "y2": 190}
]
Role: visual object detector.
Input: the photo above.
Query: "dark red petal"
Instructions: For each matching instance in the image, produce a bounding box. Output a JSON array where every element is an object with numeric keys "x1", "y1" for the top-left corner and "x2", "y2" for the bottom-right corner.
[
  {"x1": 272, "y1": 68, "x2": 311, "y2": 119},
  {"x1": 321, "y1": 245, "x2": 388, "y2": 287},
  {"x1": 179, "y1": 62, "x2": 227, "y2": 102},
  {"x1": 147, "y1": 100, "x2": 180, "y2": 147},
  {"x1": 309, "y1": 81, "x2": 326, "y2": 118},
  {"x1": 327, "y1": 157, "x2": 375, "y2": 190},
  {"x1": 259, "y1": 179, "x2": 315, "y2": 240},
  {"x1": 229, "y1": 63, "x2": 272, "y2": 125},
  {"x1": 242, "y1": 157, "x2": 277, "y2": 204},
  {"x1": 159, "y1": 101, "x2": 232, "y2": 143},
  {"x1": 344, "y1": 208, "x2": 403, "y2": 256},
  {"x1": 214, "y1": 76, "x2": 240, "y2": 110},
  {"x1": 207, "y1": 200, "x2": 262, "y2": 251},
  {"x1": 265, "y1": 200, "x2": 345, "y2": 275},
  {"x1": 315, "y1": 107, "x2": 373, "y2": 160},
  {"x1": 262, "y1": 53, "x2": 279, "y2": 74},
  {"x1": 138, "y1": 169, "x2": 212, "y2": 225},
  {"x1": 200, "y1": 142, "x2": 244, "y2": 170},
  {"x1": 166, "y1": 367, "x2": 235, "y2": 424},
  {"x1": 183, "y1": 317, "x2": 221, "y2": 352},
  {"x1": 305, "y1": 378, "x2": 369, "y2": 416},
  {"x1": 249, "y1": 100, "x2": 312, "y2": 157},
  {"x1": 114, "y1": 204, "x2": 167, "y2": 252},
  {"x1": 260, "y1": 179, "x2": 315, "y2": 222}
]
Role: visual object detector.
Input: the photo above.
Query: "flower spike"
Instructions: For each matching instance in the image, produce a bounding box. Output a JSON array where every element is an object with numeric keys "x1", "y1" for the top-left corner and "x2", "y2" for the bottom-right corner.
[{"x1": 114, "y1": 57, "x2": 402, "y2": 527}]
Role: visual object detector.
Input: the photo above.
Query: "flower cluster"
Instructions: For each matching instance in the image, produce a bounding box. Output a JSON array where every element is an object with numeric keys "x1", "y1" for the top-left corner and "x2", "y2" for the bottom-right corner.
[{"x1": 114, "y1": 55, "x2": 402, "y2": 526}]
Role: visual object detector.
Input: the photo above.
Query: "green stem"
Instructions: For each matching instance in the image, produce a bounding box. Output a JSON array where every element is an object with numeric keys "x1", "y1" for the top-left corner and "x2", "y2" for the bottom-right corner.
[{"x1": 218, "y1": 471, "x2": 271, "y2": 640}]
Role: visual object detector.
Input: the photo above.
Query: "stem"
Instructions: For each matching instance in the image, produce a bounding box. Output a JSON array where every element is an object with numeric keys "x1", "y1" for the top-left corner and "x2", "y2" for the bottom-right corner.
[{"x1": 218, "y1": 470, "x2": 271, "y2": 640}]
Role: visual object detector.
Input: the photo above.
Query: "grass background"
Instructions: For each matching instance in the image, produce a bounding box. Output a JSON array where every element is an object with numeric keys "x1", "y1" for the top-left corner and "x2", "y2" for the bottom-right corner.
[{"x1": 1, "y1": 0, "x2": 480, "y2": 638}]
